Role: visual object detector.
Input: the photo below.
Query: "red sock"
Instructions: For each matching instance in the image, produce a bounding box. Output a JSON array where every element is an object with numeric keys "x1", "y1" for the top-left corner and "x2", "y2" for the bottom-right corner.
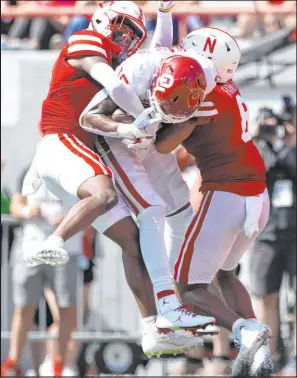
[{"x1": 157, "y1": 289, "x2": 175, "y2": 300}]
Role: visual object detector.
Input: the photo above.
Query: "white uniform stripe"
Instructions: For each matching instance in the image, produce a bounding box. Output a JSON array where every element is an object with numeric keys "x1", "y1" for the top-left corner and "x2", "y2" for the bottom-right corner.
[
  {"x1": 196, "y1": 109, "x2": 219, "y2": 117},
  {"x1": 68, "y1": 44, "x2": 107, "y2": 57},
  {"x1": 63, "y1": 134, "x2": 109, "y2": 176},
  {"x1": 72, "y1": 136, "x2": 109, "y2": 176},
  {"x1": 68, "y1": 34, "x2": 103, "y2": 44},
  {"x1": 176, "y1": 192, "x2": 210, "y2": 281},
  {"x1": 200, "y1": 102, "x2": 215, "y2": 107}
]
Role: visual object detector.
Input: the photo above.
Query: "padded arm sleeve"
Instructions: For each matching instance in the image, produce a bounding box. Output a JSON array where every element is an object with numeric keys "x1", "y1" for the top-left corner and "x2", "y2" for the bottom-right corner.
[
  {"x1": 150, "y1": 11, "x2": 173, "y2": 48},
  {"x1": 89, "y1": 62, "x2": 145, "y2": 118}
]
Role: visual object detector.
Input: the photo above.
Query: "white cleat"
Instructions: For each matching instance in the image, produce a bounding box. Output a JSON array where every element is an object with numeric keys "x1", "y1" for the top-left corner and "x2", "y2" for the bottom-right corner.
[
  {"x1": 193, "y1": 324, "x2": 220, "y2": 336},
  {"x1": 156, "y1": 305, "x2": 216, "y2": 331},
  {"x1": 232, "y1": 320, "x2": 273, "y2": 376},
  {"x1": 142, "y1": 329, "x2": 203, "y2": 358},
  {"x1": 23, "y1": 242, "x2": 69, "y2": 267}
]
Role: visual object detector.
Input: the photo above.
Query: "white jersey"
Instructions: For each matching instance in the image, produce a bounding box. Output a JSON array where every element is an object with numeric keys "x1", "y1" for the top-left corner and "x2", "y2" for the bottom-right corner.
[
  {"x1": 21, "y1": 179, "x2": 83, "y2": 256},
  {"x1": 80, "y1": 47, "x2": 217, "y2": 129},
  {"x1": 116, "y1": 46, "x2": 217, "y2": 107}
]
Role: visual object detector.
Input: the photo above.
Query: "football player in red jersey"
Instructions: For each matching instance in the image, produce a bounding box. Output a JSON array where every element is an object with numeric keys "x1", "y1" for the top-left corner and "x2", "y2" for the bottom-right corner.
[
  {"x1": 23, "y1": 1, "x2": 165, "y2": 268},
  {"x1": 155, "y1": 27, "x2": 274, "y2": 376}
]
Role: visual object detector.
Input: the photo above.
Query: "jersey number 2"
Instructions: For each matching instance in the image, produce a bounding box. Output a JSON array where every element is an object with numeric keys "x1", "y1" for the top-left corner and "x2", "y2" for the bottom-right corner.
[{"x1": 236, "y1": 94, "x2": 251, "y2": 143}]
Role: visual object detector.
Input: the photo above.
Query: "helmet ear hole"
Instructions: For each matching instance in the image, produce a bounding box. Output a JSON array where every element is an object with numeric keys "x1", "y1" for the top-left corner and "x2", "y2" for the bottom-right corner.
[{"x1": 173, "y1": 96, "x2": 179, "y2": 103}]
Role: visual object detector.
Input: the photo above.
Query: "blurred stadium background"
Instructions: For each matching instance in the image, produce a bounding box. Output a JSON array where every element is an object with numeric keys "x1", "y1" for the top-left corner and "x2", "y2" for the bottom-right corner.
[{"x1": 1, "y1": 0, "x2": 296, "y2": 376}]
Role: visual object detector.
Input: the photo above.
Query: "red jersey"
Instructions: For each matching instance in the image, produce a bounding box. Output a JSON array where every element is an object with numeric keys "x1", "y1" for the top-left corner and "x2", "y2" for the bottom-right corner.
[
  {"x1": 183, "y1": 80, "x2": 266, "y2": 196},
  {"x1": 40, "y1": 30, "x2": 112, "y2": 148}
]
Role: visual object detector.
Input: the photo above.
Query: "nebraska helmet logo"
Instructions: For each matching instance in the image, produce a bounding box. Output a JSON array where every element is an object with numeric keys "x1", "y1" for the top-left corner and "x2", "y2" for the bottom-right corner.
[
  {"x1": 203, "y1": 37, "x2": 217, "y2": 54},
  {"x1": 154, "y1": 73, "x2": 174, "y2": 93}
]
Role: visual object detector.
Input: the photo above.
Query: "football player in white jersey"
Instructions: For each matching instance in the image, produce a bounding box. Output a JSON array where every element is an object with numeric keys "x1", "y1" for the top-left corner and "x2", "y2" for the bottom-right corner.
[{"x1": 80, "y1": 48, "x2": 219, "y2": 333}]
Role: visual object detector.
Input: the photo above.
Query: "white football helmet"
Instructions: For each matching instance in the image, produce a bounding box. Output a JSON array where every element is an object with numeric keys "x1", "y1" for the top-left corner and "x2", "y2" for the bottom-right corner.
[
  {"x1": 91, "y1": 1, "x2": 147, "y2": 58},
  {"x1": 181, "y1": 27, "x2": 241, "y2": 84}
]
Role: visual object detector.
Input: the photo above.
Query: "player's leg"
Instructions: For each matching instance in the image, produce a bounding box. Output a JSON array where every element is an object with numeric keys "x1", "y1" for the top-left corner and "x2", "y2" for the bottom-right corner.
[
  {"x1": 95, "y1": 137, "x2": 215, "y2": 330},
  {"x1": 91, "y1": 198, "x2": 202, "y2": 357},
  {"x1": 24, "y1": 134, "x2": 117, "y2": 266},
  {"x1": 216, "y1": 190, "x2": 270, "y2": 319},
  {"x1": 141, "y1": 144, "x2": 195, "y2": 273},
  {"x1": 104, "y1": 216, "x2": 157, "y2": 319},
  {"x1": 174, "y1": 189, "x2": 271, "y2": 368},
  {"x1": 175, "y1": 189, "x2": 272, "y2": 376},
  {"x1": 172, "y1": 191, "x2": 241, "y2": 329}
]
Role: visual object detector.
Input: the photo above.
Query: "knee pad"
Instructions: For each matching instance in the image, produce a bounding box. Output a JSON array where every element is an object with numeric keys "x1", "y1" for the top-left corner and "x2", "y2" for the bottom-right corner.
[{"x1": 138, "y1": 204, "x2": 166, "y2": 228}]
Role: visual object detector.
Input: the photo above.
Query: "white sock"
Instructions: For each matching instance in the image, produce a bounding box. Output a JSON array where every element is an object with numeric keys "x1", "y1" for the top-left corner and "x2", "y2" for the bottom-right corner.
[
  {"x1": 246, "y1": 317, "x2": 259, "y2": 324},
  {"x1": 157, "y1": 293, "x2": 181, "y2": 315},
  {"x1": 47, "y1": 234, "x2": 64, "y2": 248},
  {"x1": 142, "y1": 316, "x2": 157, "y2": 333},
  {"x1": 138, "y1": 206, "x2": 176, "y2": 300},
  {"x1": 165, "y1": 206, "x2": 194, "y2": 273}
]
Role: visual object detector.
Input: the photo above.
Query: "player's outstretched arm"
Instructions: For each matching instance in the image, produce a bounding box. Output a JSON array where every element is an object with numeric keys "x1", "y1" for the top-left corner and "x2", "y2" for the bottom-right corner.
[
  {"x1": 150, "y1": 1, "x2": 174, "y2": 48},
  {"x1": 69, "y1": 55, "x2": 146, "y2": 119},
  {"x1": 80, "y1": 90, "x2": 160, "y2": 140},
  {"x1": 155, "y1": 119, "x2": 198, "y2": 154}
]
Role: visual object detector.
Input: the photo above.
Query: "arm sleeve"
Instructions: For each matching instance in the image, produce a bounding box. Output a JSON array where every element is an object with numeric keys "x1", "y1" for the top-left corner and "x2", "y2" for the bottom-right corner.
[
  {"x1": 89, "y1": 62, "x2": 145, "y2": 118},
  {"x1": 150, "y1": 11, "x2": 173, "y2": 48}
]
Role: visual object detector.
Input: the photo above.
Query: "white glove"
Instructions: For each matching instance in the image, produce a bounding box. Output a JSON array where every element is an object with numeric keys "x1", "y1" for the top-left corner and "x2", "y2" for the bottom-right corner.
[
  {"x1": 117, "y1": 107, "x2": 162, "y2": 139},
  {"x1": 158, "y1": 0, "x2": 174, "y2": 12}
]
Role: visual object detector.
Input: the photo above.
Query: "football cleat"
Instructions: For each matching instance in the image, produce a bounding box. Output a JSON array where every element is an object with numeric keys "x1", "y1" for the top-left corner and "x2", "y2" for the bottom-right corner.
[
  {"x1": 156, "y1": 305, "x2": 216, "y2": 331},
  {"x1": 23, "y1": 240, "x2": 69, "y2": 267}
]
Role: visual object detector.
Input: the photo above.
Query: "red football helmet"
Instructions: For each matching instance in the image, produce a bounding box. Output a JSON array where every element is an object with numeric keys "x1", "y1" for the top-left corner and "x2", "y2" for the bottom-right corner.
[{"x1": 150, "y1": 55, "x2": 207, "y2": 123}]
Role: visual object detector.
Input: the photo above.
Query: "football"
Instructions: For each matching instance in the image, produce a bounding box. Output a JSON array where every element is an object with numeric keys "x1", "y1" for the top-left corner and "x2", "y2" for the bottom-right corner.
[{"x1": 112, "y1": 108, "x2": 135, "y2": 124}]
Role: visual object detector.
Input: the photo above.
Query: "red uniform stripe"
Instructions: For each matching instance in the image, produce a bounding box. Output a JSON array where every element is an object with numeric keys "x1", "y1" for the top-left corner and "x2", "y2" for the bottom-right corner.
[
  {"x1": 99, "y1": 137, "x2": 151, "y2": 211},
  {"x1": 179, "y1": 191, "x2": 214, "y2": 284},
  {"x1": 99, "y1": 152, "x2": 139, "y2": 216},
  {"x1": 173, "y1": 193, "x2": 208, "y2": 280},
  {"x1": 58, "y1": 134, "x2": 106, "y2": 176},
  {"x1": 115, "y1": 182, "x2": 139, "y2": 217},
  {"x1": 69, "y1": 135, "x2": 113, "y2": 178}
]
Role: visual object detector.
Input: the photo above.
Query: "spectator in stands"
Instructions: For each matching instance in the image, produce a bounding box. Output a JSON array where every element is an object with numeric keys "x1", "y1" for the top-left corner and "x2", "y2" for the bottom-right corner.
[
  {"x1": 249, "y1": 105, "x2": 296, "y2": 374},
  {"x1": 4, "y1": 1, "x2": 74, "y2": 50},
  {"x1": 62, "y1": 1, "x2": 98, "y2": 44},
  {"x1": 237, "y1": 0, "x2": 296, "y2": 39},
  {"x1": 1, "y1": 0, "x2": 18, "y2": 38},
  {"x1": 1, "y1": 167, "x2": 88, "y2": 376}
]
